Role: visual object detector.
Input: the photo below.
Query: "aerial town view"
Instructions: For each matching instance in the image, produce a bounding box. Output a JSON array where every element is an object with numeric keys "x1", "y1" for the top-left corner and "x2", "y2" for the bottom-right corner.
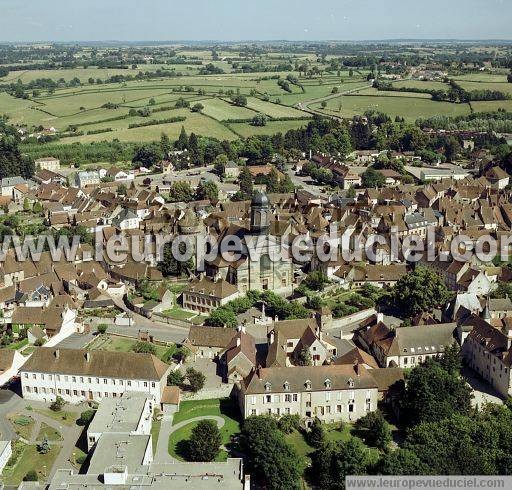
[{"x1": 0, "y1": 0, "x2": 512, "y2": 489}]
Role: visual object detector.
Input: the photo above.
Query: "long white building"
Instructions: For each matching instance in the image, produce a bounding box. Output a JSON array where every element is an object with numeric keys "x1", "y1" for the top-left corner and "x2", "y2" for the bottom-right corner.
[{"x1": 20, "y1": 348, "x2": 171, "y2": 405}]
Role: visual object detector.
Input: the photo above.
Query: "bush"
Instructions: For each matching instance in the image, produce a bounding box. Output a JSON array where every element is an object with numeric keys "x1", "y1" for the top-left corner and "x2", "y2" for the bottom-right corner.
[
  {"x1": 77, "y1": 409, "x2": 95, "y2": 426},
  {"x1": 278, "y1": 414, "x2": 301, "y2": 434},
  {"x1": 187, "y1": 419, "x2": 222, "y2": 461},
  {"x1": 76, "y1": 454, "x2": 87, "y2": 465},
  {"x1": 50, "y1": 396, "x2": 65, "y2": 412},
  {"x1": 167, "y1": 370, "x2": 185, "y2": 387},
  {"x1": 186, "y1": 367, "x2": 205, "y2": 393},
  {"x1": 356, "y1": 410, "x2": 392, "y2": 450},
  {"x1": 96, "y1": 324, "x2": 108, "y2": 335},
  {"x1": 23, "y1": 470, "x2": 38, "y2": 481},
  {"x1": 132, "y1": 341, "x2": 157, "y2": 355},
  {"x1": 307, "y1": 417, "x2": 325, "y2": 448}
]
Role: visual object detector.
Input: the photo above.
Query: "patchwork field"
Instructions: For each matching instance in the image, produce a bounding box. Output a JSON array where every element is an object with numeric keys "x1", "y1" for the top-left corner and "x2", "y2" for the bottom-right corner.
[
  {"x1": 312, "y1": 94, "x2": 472, "y2": 121},
  {"x1": 228, "y1": 119, "x2": 310, "y2": 137}
]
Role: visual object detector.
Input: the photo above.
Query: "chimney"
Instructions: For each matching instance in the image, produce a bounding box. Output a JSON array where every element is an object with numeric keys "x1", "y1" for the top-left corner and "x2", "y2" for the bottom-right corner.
[
  {"x1": 236, "y1": 337, "x2": 241, "y2": 348},
  {"x1": 54, "y1": 349, "x2": 60, "y2": 359}
]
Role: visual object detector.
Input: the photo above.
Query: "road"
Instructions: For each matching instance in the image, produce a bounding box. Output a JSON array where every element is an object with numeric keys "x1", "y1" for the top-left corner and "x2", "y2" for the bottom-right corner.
[{"x1": 296, "y1": 83, "x2": 372, "y2": 119}]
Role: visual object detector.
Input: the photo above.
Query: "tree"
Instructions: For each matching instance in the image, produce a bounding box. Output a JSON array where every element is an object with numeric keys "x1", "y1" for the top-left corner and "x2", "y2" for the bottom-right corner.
[
  {"x1": 205, "y1": 307, "x2": 238, "y2": 328},
  {"x1": 50, "y1": 396, "x2": 65, "y2": 412},
  {"x1": 186, "y1": 367, "x2": 205, "y2": 393},
  {"x1": 117, "y1": 183, "x2": 127, "y2": 196},
  {"x1": 376, "y1": 448, "x2": 429, "y2": 475},
  {"x1": 23, "y1": 197, "x2": 30, "y2": 211},
  {"x1": 310, "y1": 438, "x2": 369, "y2": 490},
  {"x1": 346, "y1": 185, "x2": 356, "y2": 198},
  {"x1": 37, "y1": 436, "x2": 50, "y2": 454},
  {"x1": 213, "y1": 154, "x2": 228, "y2": 177},
  {"x1": 384, "y1": 266, "x2": 452, "y2": 317},
  {"x1": 238, "y1": 165, "x2": 253, "y2": 199},
  {"x1": 300, "y1": 271, "x2": 330, "y2": 292},
  {"x1": 132, "y1": 341, "x2": 157, "y2": 355},
  {"x1": 33, "y1": 201, "x2": 43, "y2": 214},
  {"x1": 400, "y1": 358, "x2": 473, "y2": 426},
  {"x1": 158, "y1": 241, "x2": 193, "y2": 278},
  {"x1": 277, "y1": 414, "x2": 301, "y2": 434},
  {"x1": 361, "y1": 167, "x2": 385, "y2": 188},
  {"x1": 175, "y1": 126, "x2": 189, "y2": 150},
  {"x1": 160, "y1": 133, "x2": 172, "y2": 156},
  {"x1": 168, "y1": 182, "x2": 194, "y2": 203},
  {"x1": 77, "y1": 409, "x2": 95, "y2": 426},
  {"x1": 167, "y1": 369, "x2": 185, "y2": 387},
  {"x1": 23, "y1": 470, "x2": 38, "y2": 481},
  {"x1": 321, "y1": 101, "x2": 327, "y2": 109},
  {"x1": 191, "y1": 103, "x2": 204, "y2": 113},
  {"x1": 187, "y1": 420, "x2": 222, "y2": 461},
  {"x1": 308, "y1": 417, "x2": 325, "y2": 447},
  {"x1": 356, "y1": 410, "x2": 392, "y2": 451},
  {"x1": 296, "y1": 346, "x2": 312, "y2": 366},
  {"x1": 241, "y1": 416, "x2": 302, "y2": 490},
  {"x1": 251, "y1": 114, "x2": 267, "y2": 127},
  {"x1": 195, "y1": 180, "x2": 219, "y2": 201},
  {"x1": 232, "y1": 94, "x2": 248, "y2": 107},
  {"x1": 96, "y1": 324, "x2": 108, "y2": 335},
  {"x1": 132, "y1": 144, "x2": 161, "y2": 168},
  {"x1": 435, "y1": 343, "x2": 462, "y2": 375}
]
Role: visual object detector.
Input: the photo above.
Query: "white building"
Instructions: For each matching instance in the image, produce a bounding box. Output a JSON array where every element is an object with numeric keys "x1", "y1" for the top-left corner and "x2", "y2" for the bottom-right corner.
[
  {"x1": 20, "y1": 348, "x2": 171, "y2": 405},
  {"x1": 0, "y1": 440, "x2": 12, "y2": 475},
  {"x1": 35, "y1": 157, "x2": 60, "y2": 172},
  {"x1": 75, "y1": 171, "x2": 100, "y2": 188},
  {"x1": 239, "y1": 364, "x2": 378, "y2": 423},
  {"x1": 0, "y1": 349, "x2": 26, "y2": 386},
  {"x1": 87, "y1": 392, "x2": 154, "y2": 450}
]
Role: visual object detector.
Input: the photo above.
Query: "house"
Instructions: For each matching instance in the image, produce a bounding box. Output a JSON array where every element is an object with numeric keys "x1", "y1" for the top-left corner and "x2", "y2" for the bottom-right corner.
[
  {"x1": 220, "y1": 327, "x2": 257, "y2": 383},
  {"x1": 376, "y1": 169, "x2": 403, "y2": 186},
  {"x1": 462, "y1": 318, "x2": 512, "y2": 398},
  {"x1": 0, "y1": 441, "x2": 12, "y2": 476},
  {"x1": 20, "y1": 347, "x2": 171, "y2": 404},
  {"x1": 239, "y1": 363, "x2": 378, "y2": 423},
  {"x1": 0, "y1": 349, "x2": 25, "y2": 386},
  {"x1": 75, "y1": 170, "x2": 100, "y2": 188},
  {"x1": 182, "y1": 277, "x2": 239, "y2": 314},
  {"x1": 106, "y1": 167, "x2": 135, "y2": 182},
  {"x1": 225, "y1": 161, "x2": 241, "y2": 179},
  {"x1": 111, "y1": 208, "x2": 141, "y2": 230},
  {"x1": 356, "y1": 316, "x2": 457, "y2": 368},
  {"x1": 266, "y1": 318, "x2": 337, "y2": 367},
  {"x1": 184, "y1": 325, "x2": 237, "y2": 360},
  {"x1": 86, "y1": 392, "x2": 155, "y2": 450},
  {"x1": 35, "y1": 157, "x2": 60, "y2": 172},
  {"x1": 1, "y1": 176, "x2": 26, "y2": 197},
  {"x1": 485, "y1": 167, "x2": 510, "y2": 190}
]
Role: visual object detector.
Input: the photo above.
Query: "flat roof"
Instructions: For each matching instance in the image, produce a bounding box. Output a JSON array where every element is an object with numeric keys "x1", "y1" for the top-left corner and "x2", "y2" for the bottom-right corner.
[{"x1": 88, "y1": 392, "x2": 151, "y2": 436}]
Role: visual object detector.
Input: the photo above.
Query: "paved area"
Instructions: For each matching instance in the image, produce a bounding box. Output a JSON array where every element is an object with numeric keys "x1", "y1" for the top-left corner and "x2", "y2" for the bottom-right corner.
[
  {"x1": 462, "y1": 366, "x2": 504, "y2": 408},
  {"x1": 0, "y1": 390, "x2": 24, "y2": 440},
  {"x1": 155, "y1": 415, "x2": 225, "y2": 463},
  {"x1": 54, "y1": 332, "x2": 94, "y2": 349},
  {"x1": 179, "y1": 358, "x2": 224, "y2": 389}
]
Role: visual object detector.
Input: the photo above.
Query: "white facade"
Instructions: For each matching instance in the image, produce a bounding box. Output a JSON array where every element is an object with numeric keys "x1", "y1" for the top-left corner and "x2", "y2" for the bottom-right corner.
[
  {"x1": 0, "y1": 441, "x2": 12, "y2": 475},
  {"x1": 21, "y1": 370, "x2": 168, "y2": 405}
]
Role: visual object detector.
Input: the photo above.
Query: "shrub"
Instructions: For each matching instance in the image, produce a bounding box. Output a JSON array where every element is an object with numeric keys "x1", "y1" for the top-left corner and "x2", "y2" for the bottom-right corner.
[
  {"x1": 23, "y1": 470, "x2": 38, "y2": 481},
  {"x1": 77, "y1": 409, "x2": 95, "y2": 426},
  {"x1": 96, "y1": 324, "x2": 108, "y2": 335},
  {"x1": 167, "y1": 370, "x2": 185, "y2": 387},
  {"x1": 76, "y1": 454, "x2": 87, "y2": 465},
  {"x1": 186, "y1": 367, "x2": 205, "y2": 393},
  {"x1": 132, "y1": 341, "x2": 157, "y2": 355},
  {"x1": 278, "y1": 414, "x2": 301, "y2": 434},
  {"x1": 50, "y1": 396, "x2": 65, "y2": 412}
]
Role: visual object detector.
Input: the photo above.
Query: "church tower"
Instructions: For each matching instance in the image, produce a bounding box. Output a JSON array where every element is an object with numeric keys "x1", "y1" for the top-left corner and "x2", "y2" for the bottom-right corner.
[{"x1": 250, "y1": 191, "x2": 270, "y2": 234}]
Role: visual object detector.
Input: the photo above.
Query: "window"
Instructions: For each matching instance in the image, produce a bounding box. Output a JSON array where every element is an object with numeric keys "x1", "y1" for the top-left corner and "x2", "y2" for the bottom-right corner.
[
  {"x1": 151, "y1": 382, "x2": 156, "y2": 388},
  {"x1": 324, "y1": 379, "x2": 332, "y2": 389},
  {"x1": 285, "y1": 394, "x2": 292, "y2": 403},
  {"x1": 265, "y1": 395, "x2": 272, "y2": 403},
  {"x1": 337, "y1": 405, "x2": 342, "y2": 413},
  {"x1": 293, "y1": 394, "x2": 298, "y2": 402},
  {"x1": 305, "y1": 380, "x2": 312, "y2": 390},
  {"x1": 283, "y1": 381, "x2": 290, "y2": 391},
  {"x1": 103, "y1": 379, "x2": 107, "y2": 384},
  {"x1": 285, "y1": 408, "x2": 291, "y2": 415},
  {"x1": 251, "y1": 396, "x2": 256, "y2": 405},
  {"x1": 265, "y1": 382, "x2": 272, "y2": 392},
  {"x1": 251, "y1": 409, "x2": 257, "y2": 416}
]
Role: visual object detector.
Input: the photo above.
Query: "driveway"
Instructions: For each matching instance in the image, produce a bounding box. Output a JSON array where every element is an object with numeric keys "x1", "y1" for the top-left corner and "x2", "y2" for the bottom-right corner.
[{"x1": 462, "y1": 366, "x2": 504, "y2": 408}]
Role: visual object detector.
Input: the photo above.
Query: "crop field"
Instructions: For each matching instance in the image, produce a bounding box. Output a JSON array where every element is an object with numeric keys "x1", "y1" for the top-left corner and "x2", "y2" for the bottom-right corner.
[
  {"x1": 245, "y1": 97, "x2": 310, "y2": 118},
  {"x1": 313, "y1": 94, "x2": 472, "y2": 121},
  {"x1": 198, "y1": 97, "x2": 257, "y2": 120},
  {"x1": 391, "y1": 80, "x2": 449, "y2": 91},
  {"x1": 452, "y1": 73, "x2": 510, "y2": 83},
  {"x1": 228, "y1": 119, "x2": 310, "y2": 137},
  {"x1": 356, "y1": 87, "x2": 433, "y2": 99},
  {"x1": 455, "y1": 80, "x2": 512, "y2": 96},
  {"x1": 470, "y1": 100, "x2": 512, "y2": 113}
]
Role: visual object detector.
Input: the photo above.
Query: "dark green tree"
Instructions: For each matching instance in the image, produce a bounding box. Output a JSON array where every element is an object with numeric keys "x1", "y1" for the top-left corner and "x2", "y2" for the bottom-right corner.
[{"x1": 187, "y1": 420, "x2": 222, "y2": 462}]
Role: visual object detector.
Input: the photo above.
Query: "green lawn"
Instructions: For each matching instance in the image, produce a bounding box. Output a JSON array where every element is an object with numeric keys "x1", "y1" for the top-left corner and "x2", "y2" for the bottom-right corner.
[
  {"x1": 34, "y1": 408, "x2": 76, "y2": 426},
  {"x1": 8, "y1": 415, "x2": 35, "y2": 441},
  {"x1": 87, "y1": 334, "x2": 175, "y2": 363},
  {"x1": 2, "y1": 443, "x2": 60, "y2": 486},
  {"x1": 169, "y1": 398, "x2": 241, "y2": 461},
  {"x1": 151, "y1": 418, "x2": 162, "y2": 454},
  {"x1": 285, "y1": 424, "x2": 380, "y2": 463},
  {"x1": 161, "y1": 308, "x2": 195, "y2": 321},
  {"x1": 36, "y1": 423, "x2": 62, "y2": 442}
]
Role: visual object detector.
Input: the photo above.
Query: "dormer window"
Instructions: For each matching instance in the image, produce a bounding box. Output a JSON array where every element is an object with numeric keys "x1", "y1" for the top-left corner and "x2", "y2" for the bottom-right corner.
[
  {"x1": 324, "y1": 379, "x2": 332, "y2": 389},
  {"x1": 347, "y1": 378, "x2": 354, "y2": 388},
  {"x1": 264, "y1": 382, "x2": 272, "y2": 392},
  {"x1": 283, "y1": 381, "x2": 290, "y2": 391},
  {"x1": 305, "y1": 380, "x2": 312, "y2": 390}
]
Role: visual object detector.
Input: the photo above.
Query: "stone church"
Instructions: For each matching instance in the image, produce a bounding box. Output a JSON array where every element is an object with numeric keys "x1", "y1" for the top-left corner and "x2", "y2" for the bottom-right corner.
[{"x1": 205, "y1": 191, "x2": 294, "y2": 294}]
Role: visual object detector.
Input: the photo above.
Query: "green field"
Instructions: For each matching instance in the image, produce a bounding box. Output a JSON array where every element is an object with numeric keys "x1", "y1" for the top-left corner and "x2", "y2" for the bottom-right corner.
[
  {"x1": 246, "y1": 97, "x2": 310, "y2": 118},
  {"x1": 391, "y1": 79, "x2": 449, "y2": 91},
  {"x1": 199, "y1": 97, "x2": 257, "y2": 120},
  {"x1": 455, "y1": 80, "x2": 512, "y2": 96},
  {"x1": 229, "y1": 119, "x2": 310, "y2": 137},
  {"x1": 470, "y1": 100, "x2": 512, "y2": 113},
  {"x1": 313, "y1": 94, "x2": 472, "y2": 121},
  {"x1": 356, "y1": 87, "x2": 433, "y2": 99}
]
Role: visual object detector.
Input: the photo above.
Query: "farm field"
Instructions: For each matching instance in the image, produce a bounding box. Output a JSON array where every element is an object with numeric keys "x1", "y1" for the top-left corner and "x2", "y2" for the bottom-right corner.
[
  {"x1": 356, "y1": 87, "x2": 433, "y2": 99},
  {"x1": 198, "y1": 97, "x2": 257, "y2": 120},
  {"x1": 470, "y1": 100, "x2": 512, "y2": 113},
  {"x1": 312, "y1": 94, "x2": 472, "y2": 121},
  {"x1": 245, "y1": 97, "x2": 310, "y2": 118},
  {"x1": 452, "y1": 73, "x2": 510, "y2": 83},
  {"x1": 228, "y1": 119, "x2": 311, "y2": 137},
  {"x1": 391, "y1": 79, "x2": 449, "y2": 91},
  {"x1": 455, "y1": 80, "x2": 512, "y2": 96}
]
